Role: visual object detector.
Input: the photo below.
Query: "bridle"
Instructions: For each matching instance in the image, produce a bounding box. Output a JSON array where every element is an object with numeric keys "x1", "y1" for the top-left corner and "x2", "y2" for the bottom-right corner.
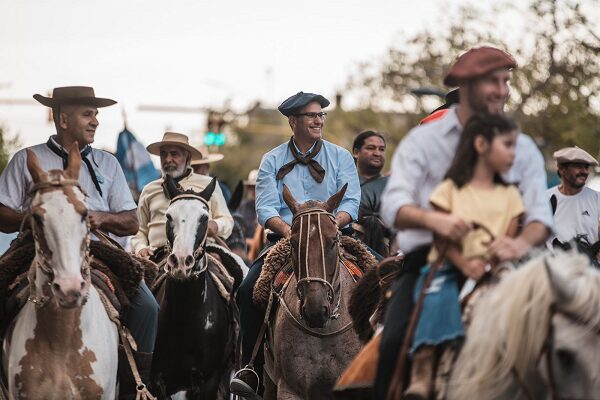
[
  {"x1": 27, "y1": 178, "x2": 92, "y2": 308},
  {"x1": 166, "y1": 193, "x2": 210, "y2": 277},
  {"x1": 291, "y1": 207, "x2": 342, "y2": 316},
  {"x1": 512, "y1": 259, "x2": 599, "y2": 400}
]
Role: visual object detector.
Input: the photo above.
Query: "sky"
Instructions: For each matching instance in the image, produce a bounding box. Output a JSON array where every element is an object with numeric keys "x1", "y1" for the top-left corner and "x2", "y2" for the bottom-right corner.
[{"x1": 0, "y1": 0, "x2": 453, "y2": 152}]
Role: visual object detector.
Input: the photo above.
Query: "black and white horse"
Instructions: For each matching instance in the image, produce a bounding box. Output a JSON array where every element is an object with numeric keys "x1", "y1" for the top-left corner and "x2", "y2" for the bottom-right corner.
[{"x1": 151, "y1": 176, "x2": 240, "y2": 399}]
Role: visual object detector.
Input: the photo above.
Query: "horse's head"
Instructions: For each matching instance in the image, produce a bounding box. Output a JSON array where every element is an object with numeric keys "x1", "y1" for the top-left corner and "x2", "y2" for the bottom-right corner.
[
  {"x1": 26, "y1": 144, "x2": 91, "y2": 309},
  {"x1": 283, "y1": 183, "x2": 347, "y2": 329},
  {"x1": 164, "y1": 174, "x2": 217, "y2": 278}
]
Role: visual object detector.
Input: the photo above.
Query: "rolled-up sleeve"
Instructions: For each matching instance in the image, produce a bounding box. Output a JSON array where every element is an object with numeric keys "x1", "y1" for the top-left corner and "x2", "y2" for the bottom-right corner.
[
  {"x1": 0, "y1": 150, "x2": 29, "y2": 211},
  {"x1": 515, "y1": 136, "x2": 553, "y2": 229},
  {"x1": 210, "y1": 182, "x2": 234, "y2": 239},
  {"x1": 381, "y1": 135, "x2": 426, "y2": 228},
  {"x1": 255, "y1": 153, "x2": 280, "y2": 227},
  {"x1": 336, "y1": 149, "x2": 360, "y2": 221}
]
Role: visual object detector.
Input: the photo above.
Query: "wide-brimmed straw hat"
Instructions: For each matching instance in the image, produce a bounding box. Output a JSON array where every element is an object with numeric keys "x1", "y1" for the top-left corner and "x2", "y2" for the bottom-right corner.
[
  {"x1": 243, "y1": 169, "x2": 258, "y2": 186},
  {"x1": 191, "y1": 145, "x2": 224, "y2": 165},
  {"x1": 146, "y1": 132, "x2": 203, "y2": 160},
  {"x1": 33, "y1": 86, "x2": 117, "y2": 108}
]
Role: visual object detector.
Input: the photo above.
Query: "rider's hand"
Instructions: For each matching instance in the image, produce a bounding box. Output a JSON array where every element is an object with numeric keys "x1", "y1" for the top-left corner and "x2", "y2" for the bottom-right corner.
[
  {"x1": 283, "y1": 225, "x2": 292, "y2": 240},
  {"x1": 137, "y1": 247, "x2": 155, "y2": 259},
  {"x1": 207, "y1": 220, "x2": 219, "y2": 237},
  {"x1": 460, "y1": 258, "x2": 487, "y2": 281},
  {"x1": 88, "y1": 211, "x2": 107, "y2": 231},
  {"x1": 488, "y1": 236, "x2": 530, "y2": 262},
  {"x1": 427, "y1": 212, "x2": 471, "y2": 242}
]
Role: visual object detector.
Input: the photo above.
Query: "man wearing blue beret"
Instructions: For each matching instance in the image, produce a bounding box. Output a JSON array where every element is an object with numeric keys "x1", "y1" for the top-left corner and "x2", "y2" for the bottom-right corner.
[{"x1": 230, "y1": 91, "x2": 361, "y2": 397}]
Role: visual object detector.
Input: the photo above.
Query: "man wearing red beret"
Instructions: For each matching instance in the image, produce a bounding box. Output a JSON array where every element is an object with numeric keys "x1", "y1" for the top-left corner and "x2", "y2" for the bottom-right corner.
[{"x1": 375, "y1": 47, "x2": 553, "y2": 399}]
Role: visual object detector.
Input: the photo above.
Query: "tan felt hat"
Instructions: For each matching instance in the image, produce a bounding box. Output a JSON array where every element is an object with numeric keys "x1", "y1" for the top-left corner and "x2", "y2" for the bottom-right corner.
[{"x1": 146, "y1": 132, "x2": 203, "y2": 160}]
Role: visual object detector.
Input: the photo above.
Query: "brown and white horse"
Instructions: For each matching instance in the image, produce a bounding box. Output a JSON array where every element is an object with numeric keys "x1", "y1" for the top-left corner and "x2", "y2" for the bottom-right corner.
[
  {"x1": 263, "y1": 184, "x2": 361, "y2": 400},
  {"x1": 4, "y1": 147, "x2": 118, "y2": 399}
]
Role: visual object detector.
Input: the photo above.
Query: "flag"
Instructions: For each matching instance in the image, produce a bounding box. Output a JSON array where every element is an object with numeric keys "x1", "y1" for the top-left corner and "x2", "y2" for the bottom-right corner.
[{"x1": 115, "y1": 129, "x2": 160, "y2": 195}]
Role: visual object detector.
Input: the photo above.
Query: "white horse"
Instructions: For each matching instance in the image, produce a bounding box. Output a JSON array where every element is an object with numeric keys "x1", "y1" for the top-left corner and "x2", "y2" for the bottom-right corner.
[
  {"x1": 449, "y1": 250, "x2": 600, "y2": 399},
  {"x1": 4, "y1": 147, "x2": 118, "y2": 399}
]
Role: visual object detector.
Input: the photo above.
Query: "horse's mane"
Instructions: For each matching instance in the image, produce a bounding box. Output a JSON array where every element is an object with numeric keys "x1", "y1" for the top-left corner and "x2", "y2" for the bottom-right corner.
[{"x1": 449, "y1": 250, "x2": 600, "y2": 399}]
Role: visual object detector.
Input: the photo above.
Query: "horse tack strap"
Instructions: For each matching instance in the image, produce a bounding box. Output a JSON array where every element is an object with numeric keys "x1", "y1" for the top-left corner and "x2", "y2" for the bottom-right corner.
[{"x1": 96, "y1": 290, "x2": 156, "y2": 400}]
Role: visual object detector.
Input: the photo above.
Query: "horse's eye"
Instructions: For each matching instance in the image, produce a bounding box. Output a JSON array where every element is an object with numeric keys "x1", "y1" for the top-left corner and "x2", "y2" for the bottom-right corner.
[
  {"x1": 33, "y1": 213, "x2": 43, "y2": 226},
  {"x1": 166, "y1": 214, "x2": 172, "y2": 222},
  {"x1": 556, "y1": 348, "x2": 576, "y2": 369},
  {"x1": 81, "y1": 210, "x2": 88, "y2": 222}
]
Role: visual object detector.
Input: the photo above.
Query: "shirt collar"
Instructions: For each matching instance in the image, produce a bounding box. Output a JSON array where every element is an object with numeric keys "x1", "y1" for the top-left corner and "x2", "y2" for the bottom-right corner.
[
  {"x1": 440, "y1": 106, "x2": 463, "y2": 136},
  {"x1": 292, "y1": 139, "x2": 318, "y2": 157}
]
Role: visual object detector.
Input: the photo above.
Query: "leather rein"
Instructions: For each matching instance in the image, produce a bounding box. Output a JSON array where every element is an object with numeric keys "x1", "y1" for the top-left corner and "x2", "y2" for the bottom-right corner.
[
  {"x1": 27, "y1": 178, "x2": 92, "y2": 308},
  {"x1": 275, "y1": 208, "x2": 353, "y2": 338}
]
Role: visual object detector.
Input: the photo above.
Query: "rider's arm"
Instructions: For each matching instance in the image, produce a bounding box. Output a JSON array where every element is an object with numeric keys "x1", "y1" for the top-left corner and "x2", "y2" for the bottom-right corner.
[
  {"x1": 208, "y1": 181, "x2": 234, "y2": 239},
  {"x1": 255, "y1": 152, "x2": 283, "y2": 229},
  {"x1": 0, "y1": 204, "x2": 24, "y2": 233},
  {"x1": 265, "y1": 216, "x2": 291, "y2": 239},
  {"x1": 334, "y1": 149, "x2": 360, "y2": 226},
  {"x1": 131, "y1": 189, "x2": 151, "y2": 255},
  {"x1": 89, "y1": 209, "x2": 138, "y2": 236}
]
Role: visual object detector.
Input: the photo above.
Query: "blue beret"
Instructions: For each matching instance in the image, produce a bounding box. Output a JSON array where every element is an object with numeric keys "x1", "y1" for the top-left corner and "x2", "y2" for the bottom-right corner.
[{"x1": 278, "y1": 91, "x2": 330, "y2": 117}]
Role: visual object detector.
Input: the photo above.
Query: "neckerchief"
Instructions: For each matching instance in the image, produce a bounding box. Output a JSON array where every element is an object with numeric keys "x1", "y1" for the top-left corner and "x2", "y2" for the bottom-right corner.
[
  {"x1": 46, "y1": 137, "x2": 102, "y2": 196},
  {"x1": 161, "y1": 168, "x2": 193, "y2": 200},
  {"x1": 276, "y1": 138, "x2": 325, "y2": 183}
]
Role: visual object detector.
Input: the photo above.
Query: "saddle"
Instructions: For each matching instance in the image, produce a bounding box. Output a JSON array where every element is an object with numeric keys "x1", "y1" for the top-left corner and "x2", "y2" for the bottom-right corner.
[
  {"x1": 0, "y1": 230, "x2": 157, "y2": 335},
  {"x1": 253, "y1": 235, "x2": 378, "y2": 308}
]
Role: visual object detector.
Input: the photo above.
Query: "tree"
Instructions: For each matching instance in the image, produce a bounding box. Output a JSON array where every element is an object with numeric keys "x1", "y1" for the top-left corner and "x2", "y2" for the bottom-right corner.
[
  {"x1": 344, "y1": 0, "x2": 600, "y2": 158},
  {"x1": 0, "y1": 126, "x2": 20, "y2": 175}
]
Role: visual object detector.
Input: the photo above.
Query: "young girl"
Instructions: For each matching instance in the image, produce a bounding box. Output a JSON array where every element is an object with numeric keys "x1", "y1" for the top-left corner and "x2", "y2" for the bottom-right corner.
[{"x1": 403, "y1": 113, "x2": 525, "y2": 400}]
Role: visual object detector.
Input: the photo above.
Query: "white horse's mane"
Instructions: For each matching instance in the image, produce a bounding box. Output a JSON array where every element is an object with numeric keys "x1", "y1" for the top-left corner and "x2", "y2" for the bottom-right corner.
[{"x1": 449, "y1": 250, "x2": 600, "y2": 399}]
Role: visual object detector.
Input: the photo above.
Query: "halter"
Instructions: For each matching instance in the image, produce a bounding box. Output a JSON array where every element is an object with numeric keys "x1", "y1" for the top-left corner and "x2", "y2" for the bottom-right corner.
[
  {"x1": 291, "y1": 208, "x2": 342, "y2": 316},
  {"x1": 166, "y1": 193, "x2": 211, "y2": 277},
  {"x1": 512, "y1": 258, "x2": 598, "y2": 400},
  {"x1": 27, "y1": 177, "x2": 92, "y2": 308}
]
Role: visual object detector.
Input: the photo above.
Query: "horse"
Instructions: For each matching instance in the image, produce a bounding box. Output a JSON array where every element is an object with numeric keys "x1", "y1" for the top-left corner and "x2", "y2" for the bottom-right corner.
[
  {"x1": 150, "y1": 175, "x2": 241, "y2": 400},
  {"x1": 263, "y1": 184, "x2": 362, "y2": 400},
  {"x1": 4, "y1": 147, "x2": 118, "y2": 399},
  {"x1": 447, "y1": 249, "x2": 600, "y2": 400}
]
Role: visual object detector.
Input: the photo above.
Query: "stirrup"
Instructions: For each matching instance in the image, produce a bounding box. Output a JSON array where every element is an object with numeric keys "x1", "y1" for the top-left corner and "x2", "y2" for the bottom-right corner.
[{"x1": 230, "y1": 367, "x2": 262, "y2": 400}]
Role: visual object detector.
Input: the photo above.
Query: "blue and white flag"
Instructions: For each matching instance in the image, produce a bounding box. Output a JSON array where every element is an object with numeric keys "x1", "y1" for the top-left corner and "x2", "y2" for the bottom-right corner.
[{"x1": 116, "y1": 129, "x2": 160, "y2": 194}]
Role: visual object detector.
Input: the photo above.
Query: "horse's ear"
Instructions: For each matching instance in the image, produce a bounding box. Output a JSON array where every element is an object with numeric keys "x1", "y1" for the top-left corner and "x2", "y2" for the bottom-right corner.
[
  {"x1": 164, "y1": 174, "x2": 182, "y2": 199},
  {"x1": 26, "y1": 149, "x2": 48, "y2": 183},
  {"x1": 282, "y1": 185, "x2": 299, "y2": 215},
  {"x1": 544, "y1": 256, "x2": 577, "y2": 304},
  {"x1": 198, "y1": 177, "x2": 218, "y2": 202},
  {"x1": 229, "y1": 180, "x2": 244, "y2": 211},
  {"x1": 325, "y1": 183, "x2": 348, "y2": 213},
  {"x1": 65, "y1": 142, "x2": 81, "y2": 180}
]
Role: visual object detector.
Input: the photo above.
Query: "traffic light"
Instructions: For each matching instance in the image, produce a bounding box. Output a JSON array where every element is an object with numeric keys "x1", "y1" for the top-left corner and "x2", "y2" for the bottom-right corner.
[{"x1": 205, "y1": 111, "x2": 227, "y2": 147}]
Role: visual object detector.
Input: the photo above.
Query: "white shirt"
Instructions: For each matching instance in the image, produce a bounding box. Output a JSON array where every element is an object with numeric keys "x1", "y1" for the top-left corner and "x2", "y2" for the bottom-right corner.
[
  {"x1": 381, "y1": 107, "x2": 553, "y2": 253},
  {"x1": 0, "y1": 137, "x2": 136, "y2": 246},
  {"x1": 546, "y1": 186, "x2": 600, "y2": 247}
]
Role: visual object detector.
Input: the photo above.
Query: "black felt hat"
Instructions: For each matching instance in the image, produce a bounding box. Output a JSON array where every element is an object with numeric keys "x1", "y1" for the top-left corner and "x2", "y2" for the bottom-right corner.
[{"x1": 278, "y1": 91, "x2": 330, "y2": 117}]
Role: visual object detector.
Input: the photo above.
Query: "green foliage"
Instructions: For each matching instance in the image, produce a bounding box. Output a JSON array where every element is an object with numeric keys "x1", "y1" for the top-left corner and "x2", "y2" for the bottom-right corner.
[
  {"x1": 344, "y1": 0, "x2": 600, "y2": 159},
  {"x1": 0, "y1": 126, "x2": 20, "y2": 175}
]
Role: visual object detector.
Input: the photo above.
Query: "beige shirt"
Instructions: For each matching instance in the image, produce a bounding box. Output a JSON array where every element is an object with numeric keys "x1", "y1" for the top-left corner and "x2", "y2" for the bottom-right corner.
[
  {"x1": 131, "y1": 171, "x2": 234, "y2": 254},
  {"x1": 428, "y1": 179, "x2": 525, "y2": 263}
]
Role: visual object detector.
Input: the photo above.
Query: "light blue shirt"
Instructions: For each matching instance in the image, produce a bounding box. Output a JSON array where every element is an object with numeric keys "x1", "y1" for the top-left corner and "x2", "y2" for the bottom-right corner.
[{"x1": 256, "y1": 139, "x2": 360, "y2": 227}]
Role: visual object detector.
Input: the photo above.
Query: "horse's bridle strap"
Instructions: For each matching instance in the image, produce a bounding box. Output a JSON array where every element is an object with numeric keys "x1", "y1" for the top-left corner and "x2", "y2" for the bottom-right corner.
[{"x1": 170, "y1": 193, "x2": 210, "y2": 209}]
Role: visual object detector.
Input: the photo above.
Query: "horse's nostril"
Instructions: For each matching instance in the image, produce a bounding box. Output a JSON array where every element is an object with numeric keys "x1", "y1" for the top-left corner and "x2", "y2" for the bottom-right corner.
[
  {"x1": 168, "y1": 254, "x2": 178, "y2": 267},
  {"x1": 52, "y1": 283, "x2": 60, "y2": 292},
  {"x1": 185, "y1": 255, "x2": 194, "y2": 267},
  {"x1": 80, "y1": 281, "x2": 85, "y2": 290}
]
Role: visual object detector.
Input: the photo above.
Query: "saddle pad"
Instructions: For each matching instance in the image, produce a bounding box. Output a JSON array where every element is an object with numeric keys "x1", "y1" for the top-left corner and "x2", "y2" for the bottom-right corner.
[{"x1": 272, "y1": 262, "x2": 294, "y2": 297}]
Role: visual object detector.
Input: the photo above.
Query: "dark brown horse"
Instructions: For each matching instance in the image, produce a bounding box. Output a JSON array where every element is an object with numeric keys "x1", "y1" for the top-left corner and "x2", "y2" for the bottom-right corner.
[
  {"x1": 263, "y1": 184, "x2": 361, "y2": 399},
  {"x1": 150, "y1": 176, "x2": 240, "y2": 399}
]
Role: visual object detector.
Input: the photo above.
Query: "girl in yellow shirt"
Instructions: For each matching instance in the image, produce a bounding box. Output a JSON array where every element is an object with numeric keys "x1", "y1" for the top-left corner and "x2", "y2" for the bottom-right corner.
[{"x1": 404, "y1": 113, "x2": 525, "y2": 399}]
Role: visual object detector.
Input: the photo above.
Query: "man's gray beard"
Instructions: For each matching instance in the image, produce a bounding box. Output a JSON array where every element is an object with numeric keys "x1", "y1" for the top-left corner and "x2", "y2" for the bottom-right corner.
[{"x1": 164, "y1": 164, "x2": 187, "y2": 178}]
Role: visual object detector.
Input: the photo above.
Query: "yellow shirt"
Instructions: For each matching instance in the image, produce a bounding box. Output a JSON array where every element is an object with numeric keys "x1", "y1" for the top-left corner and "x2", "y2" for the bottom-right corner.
[
  {"x1": 428, "y1": 179, "x2": 525, "y2": 263},
  {"x1": 131, "y1": 171, "x2": 234, "y2": 254}
]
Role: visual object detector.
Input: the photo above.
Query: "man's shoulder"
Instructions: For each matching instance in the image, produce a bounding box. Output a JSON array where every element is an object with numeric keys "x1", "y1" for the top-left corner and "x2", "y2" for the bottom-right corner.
[
  {"x1": 89, "y1": 148, "x2": 120, "y2": 168},
  {"x1": 322, "y1": 139, "x2": 352, "y2": 156},
  {"x1": 582, "y1": 186, "x2": 600, "y2": 201}
]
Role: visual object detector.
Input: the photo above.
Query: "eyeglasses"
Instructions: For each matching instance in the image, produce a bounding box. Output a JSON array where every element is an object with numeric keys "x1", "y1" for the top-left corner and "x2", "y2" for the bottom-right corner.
[{"x1": 294, "y1": 112, "x2": 327, "y2": 121}]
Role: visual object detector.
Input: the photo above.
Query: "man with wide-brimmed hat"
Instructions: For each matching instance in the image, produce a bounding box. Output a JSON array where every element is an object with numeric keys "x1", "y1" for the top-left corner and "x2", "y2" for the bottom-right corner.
[
  {"x1": 131, "y1": 132, "x2": 233, "y2": 259},
  {"x1": 230, "y1": 91, "x2": 360, "y2": 397},
  {"x1": 547, "y1": 146, "x2": 600, "y2": 259},
  {"x1": 376, "y1": 47, "x2": 553, "y2": 398},
  {"x1": 0, "y1": 86, "x2": 159, "y2": 394}
]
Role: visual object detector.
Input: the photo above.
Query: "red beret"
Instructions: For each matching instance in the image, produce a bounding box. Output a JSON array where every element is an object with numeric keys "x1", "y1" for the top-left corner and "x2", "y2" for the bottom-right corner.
[{"x1": 444, "y1": 47, "x2": 517, "y2": 87}]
